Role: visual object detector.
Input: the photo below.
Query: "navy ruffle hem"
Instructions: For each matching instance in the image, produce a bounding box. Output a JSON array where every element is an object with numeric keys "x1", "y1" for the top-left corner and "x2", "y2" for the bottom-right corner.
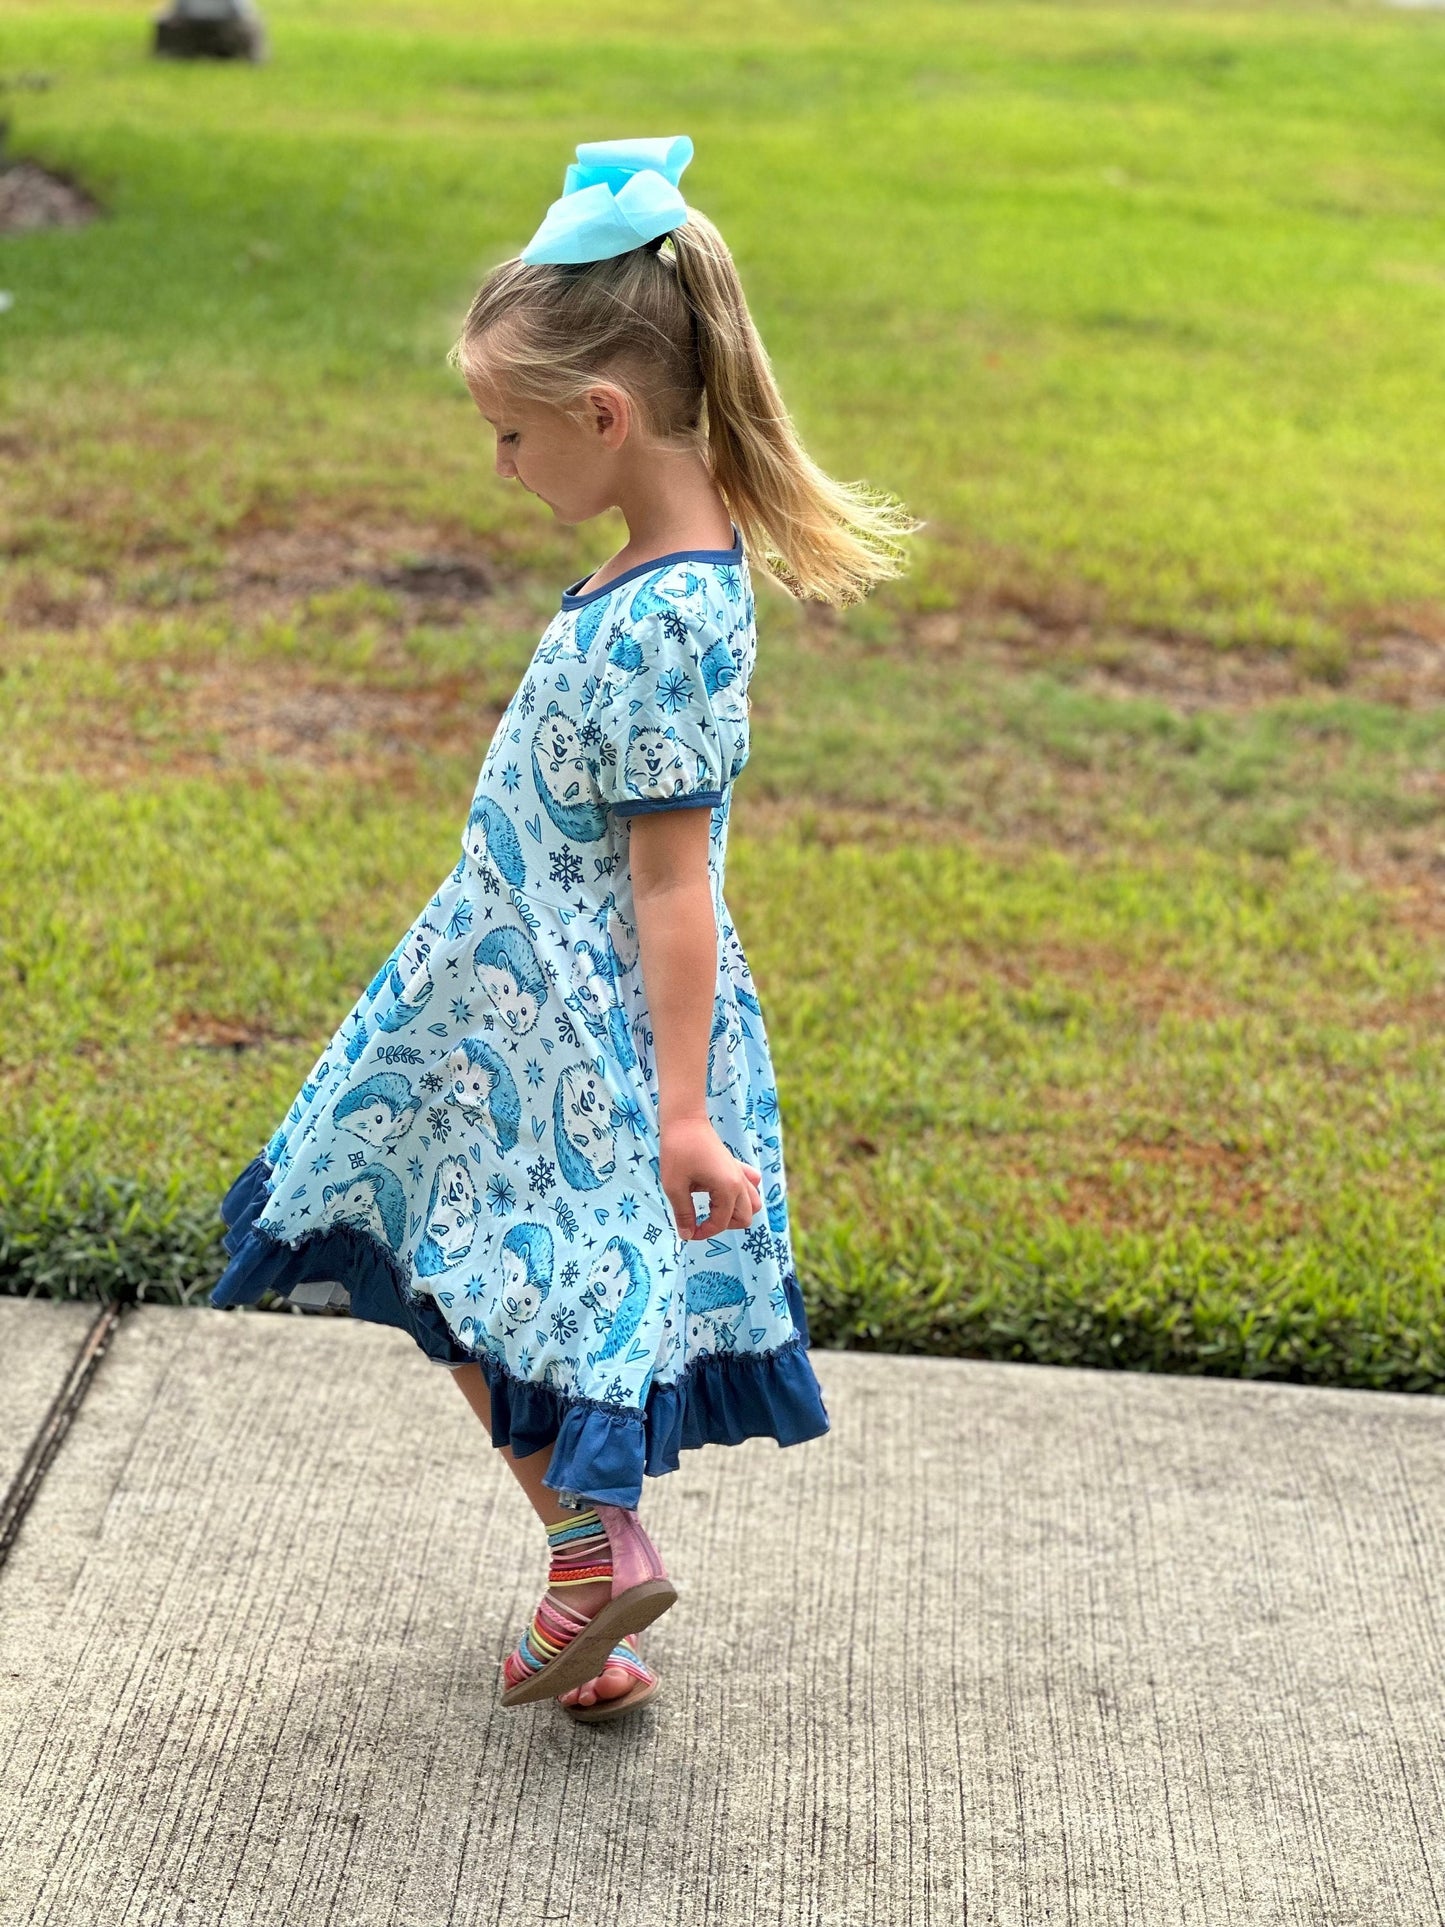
[{"x1": 210, "y1": 1154, "x2": 830, "y2": 1510}]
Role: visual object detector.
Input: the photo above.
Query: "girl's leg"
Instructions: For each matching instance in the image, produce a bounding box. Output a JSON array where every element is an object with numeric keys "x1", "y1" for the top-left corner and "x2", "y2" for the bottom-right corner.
[{"x1": 451, "y1": 1363, "x2": 640, "y2": 1708}]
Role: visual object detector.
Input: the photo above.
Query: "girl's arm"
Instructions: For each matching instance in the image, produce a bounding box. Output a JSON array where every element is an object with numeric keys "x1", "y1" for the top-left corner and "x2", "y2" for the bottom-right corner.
[{"x1": 628, "y1": 808, "x2": 762, "y2": 1241}]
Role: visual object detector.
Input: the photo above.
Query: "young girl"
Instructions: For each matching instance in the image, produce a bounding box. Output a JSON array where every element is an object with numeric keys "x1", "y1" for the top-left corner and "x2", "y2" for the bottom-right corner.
[{"x1": 212, "y1": 136, "x2": 912, "y2": 1721}]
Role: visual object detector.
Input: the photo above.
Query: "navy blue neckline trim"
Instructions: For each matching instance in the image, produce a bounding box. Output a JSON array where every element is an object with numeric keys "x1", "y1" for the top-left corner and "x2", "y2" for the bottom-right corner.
[{"x1": 561, "y1": 527, "x2": 743, "y2": 609}]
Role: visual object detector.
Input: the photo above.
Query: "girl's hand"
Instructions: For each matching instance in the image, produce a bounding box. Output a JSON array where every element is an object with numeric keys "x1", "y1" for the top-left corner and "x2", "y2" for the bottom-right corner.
[{"x1": 659, "y1": 1115, "x2": 763, "y2": 1241}]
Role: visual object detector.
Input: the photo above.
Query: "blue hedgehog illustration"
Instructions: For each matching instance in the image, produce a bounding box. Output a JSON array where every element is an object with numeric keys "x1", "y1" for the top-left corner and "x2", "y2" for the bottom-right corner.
[
  {"x1": 699, "y1": 636, "x2": 738, "y2": 696},
  {"x1": 498, "y1": 1221, "x2": 555, "y2": 1324},
  {"x1": 464, "y1": 795, "x2": 527, "y2": 890},
  {"x1": 531, "y1": 703, "x2": 608, "y2": 842},
  {"x1": 456, "y1": 1314, "x2": 510, "y2": 1371},
  {"x1": 684, "y1": 1270, "x2": 749, "y2": 1357},
  {"x1": 552, "y1": 1062, "x2": 620, "y2": 1190},
  {"x1": 765, "y1": 1181, "x2": 789, "y2": 1235},
  {"x1": 623, "y1": 722, "x2": 708, "y2": 805},
  {"x1": 413, "y1": 1154, "x2": 485, "y2": 1277},
  {"x1": 473, "y1": 925, "x2": 549, "y2": 1035},
  {"x1": 605, "y1": 626, "x2": 644, "y2": 677},
  {"x1": 629, "y1": 570, "x2": 682, "y2": 624},
  {"x1": 364, "y1": 934, "x2": 405, "y2": 1004},
  {"x1": 332, "y1": 1071, "x2": 420, "y2": 1150},
  {"x1": 720, "y1": 919, "x2": 763, "y2": 1016},
  {"x1": 374, "y1": 968, "x2": 433, "y2": 1033},
  {"x1": 571, "y1": 597, "x2": 610, "y2": 656},
  {"x1": 322, "y1": 1164, "x2": 408, "y2": 1253},
  {"x1": 566, "y1": 940, "x2": 636, "y2": 1073},
  {"x1": 443, "y1": 1036, "x2": 521, "y2": 1155},
  {"x1": 593, "y1": 892, "x2": 639, "y2": 977},
  {"x1": 584, "y1": 1237, "x2": 653, "y2": 1368},
  {"x1": 706, "y1": 994, "x2": 742, "y2": 1098}
]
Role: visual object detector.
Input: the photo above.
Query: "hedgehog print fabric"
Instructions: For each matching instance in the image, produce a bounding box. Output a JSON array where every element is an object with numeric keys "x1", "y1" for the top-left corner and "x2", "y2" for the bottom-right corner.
[{"x1": 213, "y1": 535, "x2": 829, "y2": 1509}]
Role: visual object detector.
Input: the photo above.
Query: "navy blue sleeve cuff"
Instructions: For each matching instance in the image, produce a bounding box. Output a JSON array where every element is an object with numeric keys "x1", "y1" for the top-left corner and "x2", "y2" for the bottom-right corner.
[{"x1": 612, "y1": 789, "x2": 725, "y2": 820}]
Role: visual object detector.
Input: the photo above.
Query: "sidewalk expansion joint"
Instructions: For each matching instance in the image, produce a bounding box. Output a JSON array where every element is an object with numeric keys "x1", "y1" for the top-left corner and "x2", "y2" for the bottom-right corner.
[{"x1": 0, "y1": 1301, "x2": 126, "y2": 1574}]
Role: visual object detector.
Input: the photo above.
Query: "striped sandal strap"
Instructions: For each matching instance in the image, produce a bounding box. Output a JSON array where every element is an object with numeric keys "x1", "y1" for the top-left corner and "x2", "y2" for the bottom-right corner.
[
  {"x1": 602, "y1": 1635, "x2": 654, "y2": 1687},
  {"x1": 502, "y1": 1591, "x2": 594, "y2": 1691}
]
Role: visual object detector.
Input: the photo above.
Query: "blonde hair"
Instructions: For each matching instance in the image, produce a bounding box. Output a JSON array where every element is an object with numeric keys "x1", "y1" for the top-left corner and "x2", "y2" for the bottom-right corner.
[{"x1": 449, "y1": 208, "x2": 916, "y2": 604}]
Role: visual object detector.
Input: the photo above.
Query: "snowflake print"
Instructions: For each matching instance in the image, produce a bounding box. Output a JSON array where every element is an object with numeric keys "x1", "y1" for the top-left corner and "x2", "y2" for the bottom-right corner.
[
  {"x1": 502, "y1": 762, "x2": 521, "y2": 792},
  {"x1": 450, "y1": 998, "x2": 472, "y2": 1025},
  {"x1": 561, "y1": 1259, "x2": 580, "y2": 1289},
  {"x1": 601, "y1": 1376, "x2": 629, "y2": 1405},
  {"x1": 743, "y1": 1224, "x2": 772, "y2": 1261},
  {"x1": 524, "y1": 1059, "x2": 544, "y2": 1088},
  {"x1": 578, "y1": 717, "x2": 602, "y2": 748},
  {"x1": 616, "y1": 1095, "x2": 647, "y2": 1137},
  {"x1": 407, "y1": 1156, "x2": 425, "y2": 1183},
  {"x1": 419, "y1": 1070, "x2": 444, "y2": 1096},
  {"x1": 426, "y1": 1106, "x2": 451, "y2": 1142},
  {"x1": 518, "y1": 682, "x2": 536, "y2": 718},
  {"x1": 755, "y1": 1089, "x2": 780, "y2": 1125},
  {"x1": 659, "y1": 608, "x2": 691, "y2": 648},
  {"x1": 309, "y1": 1153, "x2": 332, "y2": 1175},
  {"x1": 655, "y1": 666, "x2": 692, "y2": 714},
  {"x1": 445, "y1": 899, "x2": 474, "y2": 940},
  {"x1": 486, "y1": 1173, "x2": 516, "y2": 1217},
  {"x1": 466, "y1": 1274, "x2": 485, "y2": 1302},
  {"x1": 617, "y1": 1193, "x2": 638, "y2": 1223},
  {"x1": 527, "y1": 1157, "x2": 555, "y2": 1196},
  {"x1": 548, "y1": 1304, "x2": 578, "y2": 1344},
  {"x1": 549, "y1": 848, "x2": 584, "y2": 890}
]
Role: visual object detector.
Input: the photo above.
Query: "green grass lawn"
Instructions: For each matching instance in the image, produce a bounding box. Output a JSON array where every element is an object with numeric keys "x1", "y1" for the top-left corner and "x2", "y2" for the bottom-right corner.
[{"x1": 3, "y1": 0, "x2": 1444, "y2": 1387}]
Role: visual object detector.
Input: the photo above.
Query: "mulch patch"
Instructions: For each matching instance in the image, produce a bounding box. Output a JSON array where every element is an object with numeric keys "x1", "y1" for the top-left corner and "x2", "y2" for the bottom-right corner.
[{"x1": 0, "y1": 160, "x2": 97, "y2": 233}]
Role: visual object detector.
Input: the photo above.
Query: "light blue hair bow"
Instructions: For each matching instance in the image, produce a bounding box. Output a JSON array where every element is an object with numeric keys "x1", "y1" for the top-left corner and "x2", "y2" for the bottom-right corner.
[{"x1": 520, "y1": 136, "x2": 693, "y2": 267}]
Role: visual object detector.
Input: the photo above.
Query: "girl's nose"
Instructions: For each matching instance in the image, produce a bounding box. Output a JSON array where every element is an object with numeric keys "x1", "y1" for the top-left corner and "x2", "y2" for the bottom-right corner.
[{"x1": 495, "y1": 447, "x2": 516, "y2": 480}]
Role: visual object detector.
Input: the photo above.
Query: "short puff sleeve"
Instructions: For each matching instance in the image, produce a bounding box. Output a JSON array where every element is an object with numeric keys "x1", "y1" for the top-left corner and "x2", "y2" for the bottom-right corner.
[{"x1": 584, "y1": 603, "x2": 751, "y2": 818}]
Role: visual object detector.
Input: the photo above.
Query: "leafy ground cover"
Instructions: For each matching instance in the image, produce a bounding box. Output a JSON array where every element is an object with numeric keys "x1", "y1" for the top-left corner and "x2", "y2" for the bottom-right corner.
[{"x1": 2, "y1": 1, "x2": 1443, "y2": 1386}]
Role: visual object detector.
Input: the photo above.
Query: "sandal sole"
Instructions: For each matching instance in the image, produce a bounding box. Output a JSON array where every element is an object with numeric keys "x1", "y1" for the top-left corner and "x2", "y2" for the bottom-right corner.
[
  {"x1": 561, "y1": 1674, "x2": 661, "y2": 1724},
  {"x1": 500, "y1": 1579, "x2": 677, "y2": 1706}
]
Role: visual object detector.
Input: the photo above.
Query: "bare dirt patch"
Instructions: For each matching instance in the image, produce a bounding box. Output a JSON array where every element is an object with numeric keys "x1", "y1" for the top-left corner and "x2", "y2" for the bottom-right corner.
[
  {"x1": 133, "y1": 522, "x2": 498, "y2": 625},
  {"x1": 0, "y1": 160, "x2": 97, "y2": 233},
  {"x1": 167, "y1": 1012, "x2": 298, "y2": 1053},
  {"x1": 66, "y1": 656, "x2": 503, "y2": 783},
  {"x1": 802, "y1": 602, "x2": 1445, "y2": 713}
]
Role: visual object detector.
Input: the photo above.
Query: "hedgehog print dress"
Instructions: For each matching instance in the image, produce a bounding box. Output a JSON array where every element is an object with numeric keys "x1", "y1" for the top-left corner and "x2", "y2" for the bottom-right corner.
[{"x1": 213, "y1": 530, "x2": 829, "y2": 1509}]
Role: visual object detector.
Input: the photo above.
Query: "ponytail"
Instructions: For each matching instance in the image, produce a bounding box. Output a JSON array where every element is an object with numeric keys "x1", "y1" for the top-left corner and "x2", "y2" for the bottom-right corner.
[{"x1": 668, "y1": 212, "x2": 915, "y2": 603}]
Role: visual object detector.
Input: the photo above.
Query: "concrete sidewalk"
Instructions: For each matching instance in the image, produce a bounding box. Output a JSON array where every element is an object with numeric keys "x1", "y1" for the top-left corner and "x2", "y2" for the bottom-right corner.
[{"x1": 0, "y1": 1299, "x2": 1442, "y2": 1927}]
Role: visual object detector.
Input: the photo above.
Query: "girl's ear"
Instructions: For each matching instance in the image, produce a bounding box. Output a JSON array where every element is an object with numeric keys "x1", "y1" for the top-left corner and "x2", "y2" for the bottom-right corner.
[{"x1": 585, "y1": 383, "x2": 633, "y2": 449}]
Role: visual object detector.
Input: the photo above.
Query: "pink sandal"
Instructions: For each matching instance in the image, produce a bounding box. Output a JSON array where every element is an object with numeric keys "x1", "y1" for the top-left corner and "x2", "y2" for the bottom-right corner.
[
  {"x1": 560, "y1": 1634, "x2": 660, "y2": 1723},
  {"x1": 500, "y1": 1503, "x2": 676, "y2": 1707}
]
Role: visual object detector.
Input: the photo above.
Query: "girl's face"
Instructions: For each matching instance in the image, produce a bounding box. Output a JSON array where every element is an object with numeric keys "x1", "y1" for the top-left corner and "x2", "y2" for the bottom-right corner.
[{"x1": 467, "y1": 367, "x2": 632, "y2": 527}]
